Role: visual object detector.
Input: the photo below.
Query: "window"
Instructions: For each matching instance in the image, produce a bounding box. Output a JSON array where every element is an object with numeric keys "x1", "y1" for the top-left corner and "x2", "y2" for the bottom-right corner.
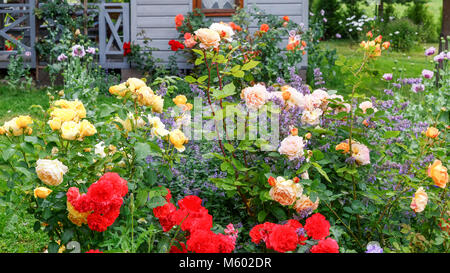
[{"x1": 193, "y1": 0, "x2": 243, "y2": 17}]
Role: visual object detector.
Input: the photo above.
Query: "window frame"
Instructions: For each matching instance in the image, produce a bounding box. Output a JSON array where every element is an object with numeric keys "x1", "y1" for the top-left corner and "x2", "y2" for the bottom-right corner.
[{"x1": 193, "y1": 0, "x2": 243, "y2": 17}]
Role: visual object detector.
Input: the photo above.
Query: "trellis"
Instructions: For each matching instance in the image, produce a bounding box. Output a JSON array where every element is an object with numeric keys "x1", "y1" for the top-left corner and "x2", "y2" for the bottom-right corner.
[{"x1": 0, "y1": 0, "x2": 130, "y2": 70}]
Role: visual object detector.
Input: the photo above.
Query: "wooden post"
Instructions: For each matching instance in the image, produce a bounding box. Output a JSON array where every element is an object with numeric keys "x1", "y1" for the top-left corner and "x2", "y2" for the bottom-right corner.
[
  {"x1": 443, "y1": 0, "x2": 450, "y2": 39},
  {"x1": 84, "y1": 0, "x2": 88, "y2": 36},
  {"x1": 35, "y1": 0, "x2": 39, "y2": 83}
]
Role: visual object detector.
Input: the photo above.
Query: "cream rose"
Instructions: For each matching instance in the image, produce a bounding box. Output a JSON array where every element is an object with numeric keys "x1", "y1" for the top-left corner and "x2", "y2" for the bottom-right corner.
[
  {"x1": 301, "y1": 108, "x2": 323, "y2": 126},
  {"x1": 194, "y1": 28, "x2": 221, "y2": 49},
  {"x1": 278, "y1": 135, "x2": 305, "y2": 160},
  {"x1": 36, "y1": 159, "x2": 68, "y2": 186},
  {"x1": 209, "y1": 22, "x2": 234, "y2": 42}
]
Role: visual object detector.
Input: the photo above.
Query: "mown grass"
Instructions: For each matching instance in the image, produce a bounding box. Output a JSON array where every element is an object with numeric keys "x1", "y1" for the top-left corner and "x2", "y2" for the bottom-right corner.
[{"x1": 320, "y1": 40, "x2": 438, "y2": 97}]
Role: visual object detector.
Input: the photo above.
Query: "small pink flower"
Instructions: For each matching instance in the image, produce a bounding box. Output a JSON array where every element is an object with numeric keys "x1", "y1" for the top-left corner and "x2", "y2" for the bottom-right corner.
[
  {"x1": 382, "y1": 73, "x2": 393, "y2": 81},
  {"x1": 25, "y1": 51, "x2": 31, "y2": 57},
  {"x1": 183, "y1": 33, "x2": 197, "y2": 48},
  {"x1": 421, "y1": 69, "x2": 434, "y2": 79}
]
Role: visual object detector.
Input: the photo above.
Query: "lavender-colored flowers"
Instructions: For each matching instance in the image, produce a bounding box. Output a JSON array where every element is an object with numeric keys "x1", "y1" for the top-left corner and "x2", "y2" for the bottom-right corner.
[
  {"x1": 336, "y1": 33, "x2": 342, "y2": 39},
  {"x1": 434, "y1": 52, "x2": 448, "y2": 63},
  {"x1": 71, "y1": 45, "x2": 86, "y2": 58},
  {"x1": 382, "y1": 73, "x2": 393, "y2": 81},
  {"x1": 57, "y1": 53, "x2": 68, "y2": 62},
  {"x1": 365, "y1": 242, "x2": 383, "y2": 253},
  {"x1": 421, "y1": 69, "x2": 434, "y2": 79}
]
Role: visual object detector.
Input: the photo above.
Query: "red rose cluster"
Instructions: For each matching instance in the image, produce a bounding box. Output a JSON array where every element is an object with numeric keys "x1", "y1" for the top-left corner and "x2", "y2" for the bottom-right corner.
[
  {"x1": 169, "y1": 40, "x2": 185, "y2": 51},
  {"x1": 153, "y1": 192, "x2": 236, "y2": 253},
  {"x1": 249, "y1": 219, "x2": 307, "y2": 253},
  {"x1": 249, "y1": 213, "x2": 339, "y2": 253},
  {"x1": 67, "y1": 172, "x2": 128, "y2": 232},
  {"x1": 85, "y1": 249, "x2": 103, "y2": 253},
  {"x1": 123, "y1": 42, "x2": 131, "y2": 56}
]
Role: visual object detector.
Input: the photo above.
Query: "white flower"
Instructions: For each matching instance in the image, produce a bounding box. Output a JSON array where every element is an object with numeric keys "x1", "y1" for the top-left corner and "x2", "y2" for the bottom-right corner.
[
  {"x1": 148, "y1": 116, "x2": 169, "y2": 137},
  {"x1": 301, "y1": 108, "x2": 323, "y2": 126},
  {"x1": 95, "y1": 141, "x2": 107, "y2": 158},
  {"x1": 209, "y1": 22, "x2": 234, "y2": 42}
]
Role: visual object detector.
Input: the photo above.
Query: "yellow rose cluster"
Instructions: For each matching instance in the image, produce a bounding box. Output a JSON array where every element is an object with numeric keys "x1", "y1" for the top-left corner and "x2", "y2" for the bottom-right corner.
[
  {"x1": 48, "y1": 99, "x2": 97, "y2": 141},
  {"x1": 0, "y1": 115, "x2": 33, "y2": 136},
  {"x1": 109, "y1": 78, "x2": 164, "y2": 113}
]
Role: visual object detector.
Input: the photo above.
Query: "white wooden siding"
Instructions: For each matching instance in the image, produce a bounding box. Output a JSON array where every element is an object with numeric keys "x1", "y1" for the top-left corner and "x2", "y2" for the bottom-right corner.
[{"x1": 130, "y1": 0, "x2": 308, "y2": 69}]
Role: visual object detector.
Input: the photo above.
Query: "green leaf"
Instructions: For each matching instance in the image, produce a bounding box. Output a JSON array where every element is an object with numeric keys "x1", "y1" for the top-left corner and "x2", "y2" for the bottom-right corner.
[
  {"x1": 257, "y1": 210, "x2": 268, "y2": 222},
  {"x1": 147, "y1": 196, "x2": 166, "y2": 209},
  {"x1": 185, "y1": 75, "x2": 197, "y2": 84},
  {"x1": 270, "y1": 206, "x2": 287, "y2": 221},
  {"x1": 311, "y1": 162, "x2": 331, "y2": 182},
  {"x1": 2, "y1": 148, "x2": 15, "y2": 162},
  {"x1": 383, "y1": 131, "x2": 400, "y2": 139},
  {"x1": 135, "y1": 142, "x2": 152, "y2": 161},
  {"x1": 242, "y1": 60, "x2": 260, "y2": 71},
  {"x1": 232, "y1": 70, "x2": 245, "y2": 78},
  {"x1": 61, "y1": 229, "x2": 74, "y2": 244}
]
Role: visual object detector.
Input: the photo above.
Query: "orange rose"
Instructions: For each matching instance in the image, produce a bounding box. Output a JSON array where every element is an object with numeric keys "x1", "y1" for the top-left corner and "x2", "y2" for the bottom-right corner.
[
  {"x1": 428, "y1": 160, "x2": 448, "y2": 188},
  {"x1": 425, "y1": 127, "x2": 440, "y2": 139},
  {"x1": 335, "y1": 142, "x2": 350, "y2": 154},
  {"x1": 260, "y1": 24, "x2": 269, "y2": 33},
  {"x1": 410, "y1": 187, "x2": 428, "y2": 213},
  {"x1": 283, "y1": 16, "x2": 290, "y2": 22},
  {"x1": 269, "y1": 185, "x2": 297, "y2": 206},
  {"x1": 268, "y1": 176, "x2": 276, "y2": 187}
]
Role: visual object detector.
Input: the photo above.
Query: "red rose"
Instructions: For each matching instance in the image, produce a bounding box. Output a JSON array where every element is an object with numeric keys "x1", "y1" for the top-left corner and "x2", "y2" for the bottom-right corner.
[
  {"x1": 285, "y1": 219, "x2": 308, "y2": 245},
  {"x1": 178, "y1": 195, "x2": 203, "y2": 211},
  {"x1": 310, "y1": 238, "x2": 339, "y2": 253},
  {"x1": 249, "y1": 222, "x2": 276, "y2": 244},
  {"x1": 170, "y1": 241, "x2": 188, "y2": 253},
  {"x1": 153, "y1": 202, "x2": 176, "y2": 219},
  {"x1": 123, "y1": 42, "x2": 131, "y2": 56},
  {"x1": 86, "y1": 249, "x2": 103, "y2": 253},
  {"x1": 169, "y1": 40, "x2": 185, "y2": 51},
  {"x1": 187, "y1": 230, "x2": 235, "y2": 253},
  {"x1": 267, "y1": 224, "x2": 299, "y2": 253},
  {"x1": 283, "y1": 16, "x2": 290, "y2": 22},
  {"x1": 175, "y1": 14, "x2": 184, "y2": 29},
  {"x1": 304, "y1": 213, "x2": 330, "y2": 240}
]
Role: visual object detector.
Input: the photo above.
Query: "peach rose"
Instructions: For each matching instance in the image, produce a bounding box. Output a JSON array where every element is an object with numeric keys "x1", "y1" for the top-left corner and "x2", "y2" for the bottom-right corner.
[
  {"x1": 294, "y1": 195, "x2": 319, "y2": 215},
  {"x1": 269, "y1": 177, "x2": 303, "y2": 206},
  {"x1": 351, "y1": 143, "x2": 370, "y2": 165},
  {"x1": 241, "y1": 84, "x2": 269, "y2": 110},
  {"x1": 301, "y1": 108, "x2": 323, "y2": 126},
  {"x1": 425, "y1": 127, "x2": 440, "y2": 139},
  {"x1": 194, "y1": 28, "x2": 221, "y2": 49},
  {"x1": 359, "y1": 101, "x2": 377, "y2": 114},
  {"x1": 410, "y1": 187, "x2": 428, "y2": 213},
  {"x1": 428, "y1": 160, "x2": 448, "y2": 188},
  {"x1": 278, "y1": 135, "x2": 305, "y2": 160}
]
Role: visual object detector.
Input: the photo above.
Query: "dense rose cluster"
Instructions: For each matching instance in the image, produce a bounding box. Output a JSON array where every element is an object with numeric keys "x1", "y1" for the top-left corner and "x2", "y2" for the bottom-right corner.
[
  {"x1": 153, "y1": 193, "x2": 236, "y2": 253},
  {"x1": 250, "y1": 213, "x2": 338, "y2": 253},
  {"x1": 66, "y1": 172, "x2": 128, "y2": 232}
]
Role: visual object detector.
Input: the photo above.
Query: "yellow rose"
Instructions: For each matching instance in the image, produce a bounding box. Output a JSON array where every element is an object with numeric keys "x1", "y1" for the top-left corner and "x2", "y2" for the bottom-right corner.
[
  {"x1": 36, "y1": 159, "x2": 68, "y2": 186},
  {"x1": 68, "y1": 100, "x2": 86, "y2": 120},
  {"x1": 428, "y1": 160, "x2": 448, "y2": 188},
  {"x1": 54, "y1": 99, "x2": 71, "y2": 109},
  {"x1": 169, "y1": 129, "x2": 188, "y2": 152},
  {"x1": 0, "y1": 126, "x2": 5, "y2": 135},
  {"x1": 51, "y1": 108, "x2": 78, "y2": 122},
  {"x1": 67, "y1": 200, "x2": 91, "y2": 227},
  {"x1": 173, "y1": 95, "x2": 188, "y2": 106},
  {"x1": 126, "y1": 78, "x2": 146, "y2": 92},
  {"x1": 2, "y1": 118, "x2": 23, "y2": 136},
  {"x1": 136, "y1": 86, "x2": 154, "y2": 106},
  {"x1": 425, "y1": 127, "x2": 440, "y2": 139},
  {"x1": 78, "y1": 120, "x2": 97, "y2": 140},
  {"x1": 15, "y1": 115, "x2": 33, "y2": 129},
  {"x1": 194, "y1": 28, "x2": 221, "y2": 49},
  {"x1": 109, "y1": 83, "x2": 128, "y2": 97},
  {"x1": 151, "y1": 95, "x2": 164, "y2": 113},
  {"x1": 48, "y1": 117, "x2": 62, "y2": 131},
  {"x1": 34, "y1": 187, "x2": 52, "y2": 199},
  {"x1": 61, "y1": 121, "x2": 80, "y2": 140},
  {"x1": 410, "y1": 187, "x2": 428, "y2": 213}
]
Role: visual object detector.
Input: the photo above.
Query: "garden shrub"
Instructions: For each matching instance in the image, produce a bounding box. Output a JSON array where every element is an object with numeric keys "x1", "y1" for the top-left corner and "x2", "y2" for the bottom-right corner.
[{"x1": 381, "y1": 18, "x2": 418, "y2": 52}]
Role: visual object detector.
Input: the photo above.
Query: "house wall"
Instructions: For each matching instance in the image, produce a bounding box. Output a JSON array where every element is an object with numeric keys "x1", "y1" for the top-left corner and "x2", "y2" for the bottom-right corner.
[{"x1": 130, "y1": 0, "x2": 308, "y2": 69}]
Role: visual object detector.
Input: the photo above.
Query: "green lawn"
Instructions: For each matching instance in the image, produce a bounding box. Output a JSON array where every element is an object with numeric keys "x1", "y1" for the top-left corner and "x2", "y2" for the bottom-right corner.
[
  {"x1": 362, "y1": 0, "x2": 442, "y2": 21},
  {"x1": 320, "y1": 40, "x2": 438, "y2": 96}
]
